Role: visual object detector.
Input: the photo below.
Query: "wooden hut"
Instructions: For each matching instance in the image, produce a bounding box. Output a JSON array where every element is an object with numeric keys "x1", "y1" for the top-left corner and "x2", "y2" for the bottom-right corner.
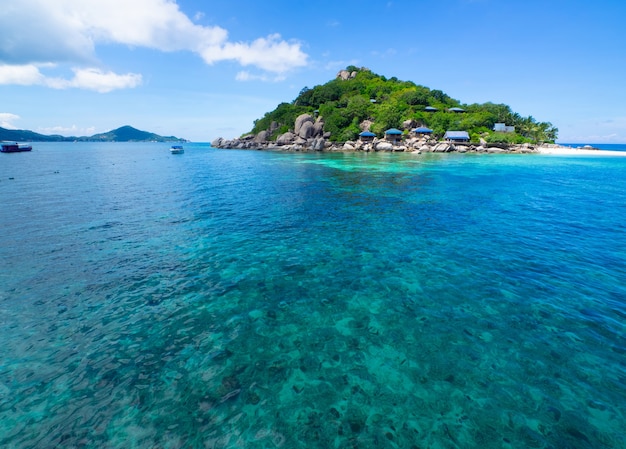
[
  {"x1": 412, "y1": 127, "x2": 433, "y2": 137},
  {"x1": 359, "y1": 131, "x2": 376, "y2": 143},
  {"x1": 384, "y1": 128, "x2": 403, "y2": 144},
  {"x1": 444, "y1": 131, "x2": 470, "y2": 142}
]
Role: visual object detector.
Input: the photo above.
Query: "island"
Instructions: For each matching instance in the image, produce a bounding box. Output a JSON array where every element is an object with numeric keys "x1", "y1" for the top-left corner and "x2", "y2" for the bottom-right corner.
[
  {"x1": 212, "y1": 67, "x2": 558, "y2": 154},
  {"x1": 0, "y1": 125, "x2": 186, "y2": 143}
]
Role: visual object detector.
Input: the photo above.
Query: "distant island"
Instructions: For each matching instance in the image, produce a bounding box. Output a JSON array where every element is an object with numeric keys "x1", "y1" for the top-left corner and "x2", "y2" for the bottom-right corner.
[
  {"x1": 0, "y1": 125, "x2": 186, "y2": 143},
  {"x1": 212, "y1": 66, "x2": 557, "y2": 153}
]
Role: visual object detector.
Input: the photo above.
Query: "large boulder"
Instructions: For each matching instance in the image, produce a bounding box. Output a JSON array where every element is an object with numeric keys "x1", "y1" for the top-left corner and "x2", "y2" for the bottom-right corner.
[
  {"x1": 211, "y1": 137, "x2": 223, "y2": 147},
  {"x1": 375, "y1": 141, "x2": 394, "y2": 151},
  {"x1": 254, "y1": 130, "x2": 269, "y2": 142},
  {"x1": 402, "y1": 119, "x2": 417, "y2": 130},
  {"x1": 298, "y1": 121, "x2": 315, "y2": 139},
  {"x1": 313, "y1": 117, "x2": 325, "y2": 137},
  {"x1": 359, "y1": 120, "x2": 373, "y2": 131},
  {"x1": 294, "y1": 114, "x2": 314, "y2": 136},
  {"x1": 337, "y1": 70, "x2": 350, "y2": 80},
  {"x1": 276, "y1": 132, "x2": 296, "y2": 145},
  {"x1": 311, "y1": 137, "x2": 325, "y2": 151},
  {"x1": 433, "y1": 143, "x2": 452, "y2": 152}
]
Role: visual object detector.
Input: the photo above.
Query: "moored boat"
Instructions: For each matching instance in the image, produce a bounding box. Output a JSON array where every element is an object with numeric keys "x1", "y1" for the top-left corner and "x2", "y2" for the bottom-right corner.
[
  {"x1": 1, "y1": 142, "x2": 33, "y2": 153},
  {"x1": 170, "y1": 145, "x2": 184, "y2": 154}
]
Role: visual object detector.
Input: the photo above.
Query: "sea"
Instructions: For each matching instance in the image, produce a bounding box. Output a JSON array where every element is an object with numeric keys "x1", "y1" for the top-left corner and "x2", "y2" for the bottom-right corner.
[{"x1": 1, "y1": 142, "x2": 625, "y2": 449}]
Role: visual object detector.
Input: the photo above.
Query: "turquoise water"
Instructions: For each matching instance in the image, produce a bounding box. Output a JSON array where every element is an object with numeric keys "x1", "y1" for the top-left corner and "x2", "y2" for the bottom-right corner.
[{"x1": 1, "y1": 143, "x2": 625, "y2": 448}]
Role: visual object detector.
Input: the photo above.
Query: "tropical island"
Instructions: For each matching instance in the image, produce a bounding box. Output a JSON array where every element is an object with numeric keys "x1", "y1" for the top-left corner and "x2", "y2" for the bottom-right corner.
[
  {"x1": 0, "y1": 125, "x2": 186, "y2": 143},
  {"x1": 212, "y1": 66, "x2": 559, "y2": 153}
]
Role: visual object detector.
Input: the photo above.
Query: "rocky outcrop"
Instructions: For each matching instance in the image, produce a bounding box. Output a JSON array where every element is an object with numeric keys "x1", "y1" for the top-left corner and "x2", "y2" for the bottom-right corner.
[
  {"x1": 374, "y1": 141, "x2": 394, "y2": 152},
  {"x1": 337, "y1": 70, "x2": 357, "y2": 81},
  {"x1": 294, "y1": 114, "x2": 314, "y2": 136},
  {"x1": 211, "y1": 107, "x2": 540, "y2": 154},
  {"x1": 359, "y1": 120, "x2": 373, "y2": 132},
  {"x1": 212, "y1": 133, "x2": 541, "y2": 154},
  {"x1": 402, "y1": 119, "x2": 418, "y2": 130},
  {"x1": 276, "y1": 132, "x2": 296, "y2": 145},
  {"x1": 254, "y1": 130, "x2": 269, "y2": 142},
  {"x1": 433, "y1": 143, "x2": 453, "y2": 153},
  {"x1": 313, "y1": 118, "x2": 325, "y2": 137}
]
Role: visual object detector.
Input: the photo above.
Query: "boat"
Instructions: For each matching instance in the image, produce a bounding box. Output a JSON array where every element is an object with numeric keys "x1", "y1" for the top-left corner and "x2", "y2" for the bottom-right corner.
[
  {"x1": 170, "y1": 145, "x2": 184, "y2": 154},
  {"x1": 1, "y1": 142, "x2": 33, "y2": 153}
]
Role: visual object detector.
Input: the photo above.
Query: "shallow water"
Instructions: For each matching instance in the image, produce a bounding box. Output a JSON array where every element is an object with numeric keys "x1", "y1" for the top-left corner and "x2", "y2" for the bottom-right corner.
[{"x1": 1, "y1": 143, "x2": 625, "y2": 448}]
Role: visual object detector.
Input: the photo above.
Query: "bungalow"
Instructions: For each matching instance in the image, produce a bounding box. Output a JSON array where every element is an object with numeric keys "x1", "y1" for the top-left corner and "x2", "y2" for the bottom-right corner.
[
  {"x1": 412, "y1": 126, "x2": 433, "y2": 137},
  {"x1": 424, "y1": 106, "x2": 438, "y2": 112},
  {"x1": 448, "y1": 107, "x2": 465, "y2": 113},
  {"x1": 494, "y1": 123, "x2": 515, "y2": 133},
  {"x1": 359, "y1": 131, "x2": 376, "y2": 142},
  {"x1": 384, "y1": 128, "x2": 404, "y2": 144},
  {"x1": 444, "y1": 131, "x2": 470, "y2": 142}
]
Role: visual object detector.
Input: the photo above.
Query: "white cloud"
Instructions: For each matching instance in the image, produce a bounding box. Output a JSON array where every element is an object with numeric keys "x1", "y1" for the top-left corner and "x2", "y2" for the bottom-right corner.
[
  {"x1": 0, "y1": 64, "x2": 45, "y2": 85},
  {"x1": 0, "y1": 112, "x2": 21, "y2": 129},
  {"x1": 0, "y1": 64, "x2": 142, "y2": 92},
  {"x1": 200, "y1": 33, "x2": 307, "y2": 73},
  {"x1": 59, "y1": 68, "x2": 143, "y2": 93},
  {"x1": 37, "y1": 124, "x2": 96, "y2": 135},
  {"x1": 0, "y1": 0, "x2": 308, "y2": 87}
]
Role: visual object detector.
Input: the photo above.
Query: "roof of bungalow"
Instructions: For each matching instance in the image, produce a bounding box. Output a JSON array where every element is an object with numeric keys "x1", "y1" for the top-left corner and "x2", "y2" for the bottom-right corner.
[
  {"x1": 384, "y1": 128, "x2": 403, "y2": 135},
  {"x1": 412, "y1": 127, "x2": 433, "y2": 133},
  {"x1": 424, "y1": 106, "x2": 438, "y2": 112},
  {"x1": 444, "y1": 131, "x2": 470, "y2": 140},
  {"x1": 448, "y1": 107, "x2": 465, "y2": 113},
  {"x1": 359, "y1": 131, "x2": 376, "y2": 137}
]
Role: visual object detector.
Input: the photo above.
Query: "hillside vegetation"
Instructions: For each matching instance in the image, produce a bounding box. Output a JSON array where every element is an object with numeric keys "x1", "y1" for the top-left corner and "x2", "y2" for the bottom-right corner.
[
  {"x1": 0, "y1": 125, "x2": 185, "y2": 142},
  {"x1": 250, "y1": 66, "x2": 557, "y2": 144}
]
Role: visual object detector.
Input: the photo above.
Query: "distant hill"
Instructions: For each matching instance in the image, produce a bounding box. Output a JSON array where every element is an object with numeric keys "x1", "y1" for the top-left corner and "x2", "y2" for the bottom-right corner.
[
  {"x1": 0, "y1": 125, "x2": 186, "y2": 142},
  {"x1": 0, "y1": 127, "x2": 66, "y2": 142}
]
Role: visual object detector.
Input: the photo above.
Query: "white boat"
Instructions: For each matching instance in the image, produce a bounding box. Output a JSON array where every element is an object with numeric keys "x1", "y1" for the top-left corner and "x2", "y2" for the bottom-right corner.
[{"x1": 170, "y1": 145, "x2": 184, "y2": 154}]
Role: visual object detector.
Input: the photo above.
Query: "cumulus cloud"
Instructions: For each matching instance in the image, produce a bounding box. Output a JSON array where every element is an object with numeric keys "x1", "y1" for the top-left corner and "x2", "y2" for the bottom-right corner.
[
  {"x1": 0, "y1": 0, "x2": 308, "y2": 90},
  {"x1": 0, "y1": 64, "x2": 142, "y2": 92},
  {"x1": 53, "y1": 68, "x2": 143, "y2": 93},
  {"x1": 37, "y1": 124, "x2": 97, "y2": 135},
  {"x1": 0, "y1": 112, "x2": 21, "y2": 129}
]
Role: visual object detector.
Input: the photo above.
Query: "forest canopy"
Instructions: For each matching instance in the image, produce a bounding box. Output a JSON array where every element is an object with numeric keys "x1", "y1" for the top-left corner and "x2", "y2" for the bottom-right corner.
[{"x1": 249, "y1": 67, "x2": 557, "y2": 144}]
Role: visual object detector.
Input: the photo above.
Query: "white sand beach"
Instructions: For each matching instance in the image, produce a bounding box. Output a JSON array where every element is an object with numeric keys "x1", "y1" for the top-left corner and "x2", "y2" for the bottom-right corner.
[{"x1": 537, "y1": 145, "x2": 626, "y2": 156}]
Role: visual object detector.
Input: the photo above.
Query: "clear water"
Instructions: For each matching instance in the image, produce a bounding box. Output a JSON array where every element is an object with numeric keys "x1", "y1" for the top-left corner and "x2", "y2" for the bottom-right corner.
[{"x1": 1, "y1": 143, "x2": 625, "y2": 448}]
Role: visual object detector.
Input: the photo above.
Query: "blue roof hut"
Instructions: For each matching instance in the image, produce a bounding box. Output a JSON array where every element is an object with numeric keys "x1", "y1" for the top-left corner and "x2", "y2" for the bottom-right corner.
[
  {"x1": 444, "y1": 131, "x2": 470, "y2": 142},
  {"x1": 359, "y1": 131, "x2": 376, "y2": 142},
  {"x1": 384, "y1": 128, "x2": 403, "y2": 144},
  {"x1": 448, "y1": 107, "x2": 465, "y2": 113},
  {"x1": 412, "y1": 127, "x2": 433, "y2": 136},
  {"x1": 424, "y1": 106, "x2": 438, "y2": 112}
]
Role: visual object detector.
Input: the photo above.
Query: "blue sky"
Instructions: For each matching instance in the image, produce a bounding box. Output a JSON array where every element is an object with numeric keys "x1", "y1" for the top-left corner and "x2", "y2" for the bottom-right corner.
[{"x1": 1, "y1": 0, "x2": 625, "y2": 143}]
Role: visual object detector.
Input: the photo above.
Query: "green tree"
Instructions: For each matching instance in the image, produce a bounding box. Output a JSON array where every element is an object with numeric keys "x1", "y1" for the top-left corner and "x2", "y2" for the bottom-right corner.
[{"x1": 246, "y1": 66, "x2": 558, "y2": 143}]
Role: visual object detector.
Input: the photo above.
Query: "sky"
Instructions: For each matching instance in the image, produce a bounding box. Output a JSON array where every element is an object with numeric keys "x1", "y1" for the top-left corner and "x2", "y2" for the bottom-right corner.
[{"x1": 1, "y1": 0, "x2": 626, "y2": 143}]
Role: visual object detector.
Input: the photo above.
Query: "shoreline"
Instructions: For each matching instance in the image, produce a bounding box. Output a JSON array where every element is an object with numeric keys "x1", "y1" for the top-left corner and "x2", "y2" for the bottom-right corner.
[
  {"x1": 211, "y1": 138, "x2": 626, "y2": 156},
  {"x1": 536, "y1": 145, "x2": 626, "y2": 156}
]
